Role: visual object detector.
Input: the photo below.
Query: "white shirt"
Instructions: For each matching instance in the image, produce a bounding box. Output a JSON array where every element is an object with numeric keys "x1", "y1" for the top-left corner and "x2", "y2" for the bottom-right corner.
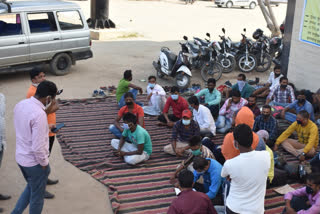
[
  {"x1": 193, "y1": 105, "x2": 216, "y2": 136},
  {"x1": 267, "y1": 72, "x2": 283, "y2": 90},
  {"x1": 221, "y1": 151, "x2": 270, "y2": 214},
  {"x1": 146, "y1": 84, "x2": 166, "y2": 97},
  {"x1": 0, "y1": 93, "x2": 5, "y2": 151}
]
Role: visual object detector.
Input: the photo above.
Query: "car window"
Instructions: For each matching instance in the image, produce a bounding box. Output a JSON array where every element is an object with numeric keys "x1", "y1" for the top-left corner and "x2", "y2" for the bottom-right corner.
[
  {"x1": 57, "y1": 11, "x2": 83, "y2": 31},
  {"x1": 27, "y1": 12, "x2": 57, "y2": 33},
  {"x1": 0, "y1": 14, "x2": 23, "y2": 37}
]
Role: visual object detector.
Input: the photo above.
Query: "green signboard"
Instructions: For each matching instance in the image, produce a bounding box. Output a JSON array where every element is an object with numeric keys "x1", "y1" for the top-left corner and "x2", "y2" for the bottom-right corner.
[{"x1": 300, "y1": 0, "x2": 320, "y2": 46}]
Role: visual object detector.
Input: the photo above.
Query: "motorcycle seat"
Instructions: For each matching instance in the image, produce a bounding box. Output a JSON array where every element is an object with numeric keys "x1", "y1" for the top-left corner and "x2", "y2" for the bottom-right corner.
[
  {"x1": 194, "y1": 37, "x2": 209, "y2": 46},
  {"x1": 189, "y1": 43, "x2": 200, "y2": 53},
  {"x1": 232, "y1": 42, "x2": 241, "y2": 49}
]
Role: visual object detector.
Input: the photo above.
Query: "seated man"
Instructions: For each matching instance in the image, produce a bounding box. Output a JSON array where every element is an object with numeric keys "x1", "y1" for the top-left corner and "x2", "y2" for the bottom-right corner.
[
  {"x1": 195, "y1": 78, "x2": 221, "y2": 118},
  {"x1": 283, "y1": 173, "x2": 320, "y2": 214},
  {"x1": 266, "y1": 77, "x2": 295, "y2": 107},
  {"x1": 158, "y1": 86, "x2": 188, "y2": 127},
  {"x1": 246, "y1": 95, "x2": 261, "y2": 118},
  {"x1": 281, "y1": 90, "x2": 315, "y2": 123},
  {"x1": 274, "y1": 110, "x2": 318, "y2": 161},
  {"x1": 109, "y1": 92, "x2": 144, "y2": 139},
  {"x1": 221, "y1": 124, "x2": 270, "y2": 214},
  {"x1": 170, "y1": 136, "x2": 215, "y2": 183},
  {"x1": 164, "y1": 110, "x2": 200, "y2": 156},
  {"x1": 253, "y1": 65, "x2": 283, "y2": 98},
  {"x1": 225, "y1": 74, "x2": 255, "y2": 99},
  {"x1": 116, "y1": 70, "x2": 143, "y2": 108},
  {"x1": 111, "y1": 112, "x2": 152, "y2": 165},
  {"x1": 193, "y1": 156, "x2": 224, "y2": 201},
  {"x1": 188, "y1": 96, "x2": 216, "y2": 137},
  {"x1": 216, "y1": 90, "x2": 248, "y2": 134},
  {"x1": 253, "y1": 105, "x2": 278, "y2": 147},
  {"x1": 168, "y1": 170, "x2": 217, "y2": 214},
  {"x1": 143, "y1": 75, "x2": 166, "y2": 116}
]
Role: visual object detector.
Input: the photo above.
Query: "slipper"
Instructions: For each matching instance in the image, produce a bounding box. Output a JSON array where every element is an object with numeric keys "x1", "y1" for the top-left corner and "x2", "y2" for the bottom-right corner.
[
  {"x1": 100, "y1": 86, "x2": 107, "y2": 91},
  {"x1": 92, "y1": 90, "x2": 99, "y2": 97},
  {"x1": 98, "y1": 90, "x2": 107, "y2": 98}
]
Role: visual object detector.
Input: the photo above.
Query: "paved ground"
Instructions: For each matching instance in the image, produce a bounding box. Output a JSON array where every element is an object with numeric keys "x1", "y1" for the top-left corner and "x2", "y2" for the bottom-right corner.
[{"x1": 0, "y1": 0, "x2": 287, "y2": 213}]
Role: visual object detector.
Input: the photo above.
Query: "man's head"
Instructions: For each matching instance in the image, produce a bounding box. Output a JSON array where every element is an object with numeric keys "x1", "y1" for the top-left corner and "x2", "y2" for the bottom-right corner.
[
  {"x1": 193, "y1": 156, "x2": 209, "y2": 173},
  {"x1": 297, "y1": 110, "x2": 310, "y2": 126},
  {"x1": 188, "y1": 136, "x2": 202, "y2": 156},
  {"x1": 231, "y1": 90, "x2": 241, "y2": 104},
  {"x1": 280, "y1": 77, "x2": 288, "y2": 89},
  {"x1": 262, "y1": 105, "x2": 272, "y2": 120},
  {"x1": 35, "y1": 80, "x2": 58, "y2": 108},
  {"x1": 233, "y1": 124, "x2": 253, "y2": 150},
  {"x1": 181, "y1": 109, "x2": 192, "y2": 126},
  {"x1": 178, "y1": 170, "x2": 194, "y2": 189},
  {"x1": 30, "y1": 68, "x2": 46, "y2": 85},
  {"x1": 274, "y1": 65, "x2": 282, "y2": 77},
  {"x1": 148, "y1": 76, "x2": 156, "y2": 88},
  {"x1": 207, "y1": 78, "x2": 216, "y2": 92},
  {"x1": 297, "y1": 90, "x2": 306, "y2": 105},
  {"x1": 248, "y1": 95, "x2": 257, "y2": 107},
  {"x1": 188, "y1": 96, "x2": 199, "y2": 109},
  {"x1": 123, "y1": 112, "x2": 137, "y2": 132},
  {"x1": 123, "y1": 70, "x2": 132, "y2": 81},
  {"x1": 306, "y1": 173, "x2": 320, "y2": 196},
  {"x1": 237, "y1": 74, "x2": 246, "y2": 81},
  {"x1": 124, "y1": 92, "x2": 135, "y2": 106},
  {"x1": 170, "y1": 86, "x2": 180, "y2": 101}
]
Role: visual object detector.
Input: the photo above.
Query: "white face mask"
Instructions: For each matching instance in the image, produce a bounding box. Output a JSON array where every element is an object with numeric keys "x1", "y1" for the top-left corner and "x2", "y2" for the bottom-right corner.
[
  {"x1": 237, "y1": 80, "x2": 246, "y2": 91},
  {"x1": 123, "y1": 123, "x2": 129, "y2": 130},
  {"x1": 45, "y1": 96, "x2": 52, "y2": 111},
  {"x1": 32, "y1": 83, "x2": 39, "y2": 87}
]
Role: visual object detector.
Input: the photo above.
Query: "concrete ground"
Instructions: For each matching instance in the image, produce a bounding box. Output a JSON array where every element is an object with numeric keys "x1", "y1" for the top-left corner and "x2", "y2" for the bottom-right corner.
[{"x1": 0, "y1": 0, "x2": 287, "y2": 213}]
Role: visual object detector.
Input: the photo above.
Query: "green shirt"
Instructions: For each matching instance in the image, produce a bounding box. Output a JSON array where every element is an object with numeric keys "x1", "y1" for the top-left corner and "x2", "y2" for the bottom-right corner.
[
  {"x1": 122, "y1": 125, "x2": 152, "y2": 155},
  {"x1": 232, "y1": 83, "x2": 254, "y2": 98},
  {"x1": 195, "y1": 88, "x2": 221, "y2": 106},
  {"x1": 116, "y1": 79, "x2": 130, "y2": 102}
]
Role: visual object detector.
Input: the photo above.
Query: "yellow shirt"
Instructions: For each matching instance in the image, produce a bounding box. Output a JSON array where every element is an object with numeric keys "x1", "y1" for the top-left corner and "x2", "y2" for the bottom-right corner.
[{"x1": 276, "y1": 120, "x2": 319, "y2": 154}]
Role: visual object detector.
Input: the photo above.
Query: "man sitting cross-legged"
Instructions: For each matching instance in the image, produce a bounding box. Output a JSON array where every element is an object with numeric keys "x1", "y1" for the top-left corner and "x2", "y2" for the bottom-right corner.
[
  {"x1": 274, "y1": 110, "x2": 318, "y2": 162},
  {"x1": 143, "y1": 75, "x2": 166, "y2": 116},
  {"x1": 167, "y1": 170, "x2": 218, "y2": 214},
  {"x1": 111, "y1": 112, "x2": 152, "y2": 165},
  {"x1": 164, "y1": 109, "x2": 200, "y2": 157}
]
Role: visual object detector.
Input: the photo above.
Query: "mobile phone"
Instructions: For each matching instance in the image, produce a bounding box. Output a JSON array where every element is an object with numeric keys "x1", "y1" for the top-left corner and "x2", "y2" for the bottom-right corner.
[
  {"x1": 57, "y1": 89, "x2": 63, "y2": 95},
  {"x1": 51, "y1": 123, "x2": 65, "y2": 133}
]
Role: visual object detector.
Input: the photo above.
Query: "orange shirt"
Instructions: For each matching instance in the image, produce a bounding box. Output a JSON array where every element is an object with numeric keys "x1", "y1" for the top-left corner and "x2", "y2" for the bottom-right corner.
[
  {"x1": 118, "y1": 103, "x2": 145, "y2": 127},
  {"x1": 26, "y1": 84, "x2": 56, "y2": 137}
]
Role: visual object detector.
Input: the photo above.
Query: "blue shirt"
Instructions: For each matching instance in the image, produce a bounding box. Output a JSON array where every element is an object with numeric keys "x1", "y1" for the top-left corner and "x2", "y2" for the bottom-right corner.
[
  {"x1": 253, "y1": 115, "x2": 278, "y2": 141},
  {"x1": 195, "y1": 88, "x2": 221, "y2": 106},
  {"x1": 287, "y1": 100, "x2": 315, "y2": 122},
  {"x1": 193, "y1": 158, "x2": 224, "y2": 199}
]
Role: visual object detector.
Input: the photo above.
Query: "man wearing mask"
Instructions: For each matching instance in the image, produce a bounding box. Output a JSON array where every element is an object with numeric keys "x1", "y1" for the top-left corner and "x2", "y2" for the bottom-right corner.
[
  {"x1": 280, "y1": 90, "x2": 315, "y2": 123},
  {"x1": 253, "y1": 65, "x2": 283, "y2": 98},
  {"x1": 158, "y1": 86, "x2": 188, "y2": 128},
  {"x1": 274, "y1": 110, "x2": 318, "y2": 161},
  {"x1": 216, "y1": 90, "x2": 248, "y2": 134},
  {"x1": 266, "y1": 77, "x2": 295, "y2": 107},
  {"x1": 164, "y1": 110, "x2": 200, "y2": 156},
  {"x1": 143, "y1": 76, "x2": 166, "y2": 116},
  {"x1": 195, "y1": 78, "x2": 221, "y2": 118},
  {"x1": 253, "y1": 105, "x2": 278, "y2": 147},
  {"x1": 109, "y1": 92, "x2": 145, "y2": 139},
  {"x1": 226, "y1": 74, "x2": 254, "y2": 99},
  {"x1": 246, "y1": 95, "x2": 261, "y2": 118}
]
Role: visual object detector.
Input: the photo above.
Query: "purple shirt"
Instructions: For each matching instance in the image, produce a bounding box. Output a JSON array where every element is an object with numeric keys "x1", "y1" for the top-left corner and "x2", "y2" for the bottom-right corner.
[
  {"x1": 14, "y1": 97, "x2": 49, "y2": 167},
  {"x1": 284, "y1": 187, "x2": 320, "y2": 214}
]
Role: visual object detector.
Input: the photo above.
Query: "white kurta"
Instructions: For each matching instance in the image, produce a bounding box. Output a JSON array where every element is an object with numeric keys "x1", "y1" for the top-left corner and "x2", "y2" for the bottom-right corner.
[
  {"x1": 143, "y1": 84, "x2": 167, "y2": 116},
  {"x1": 193, "y1": 104, "x2": 216, "y2": 136}
]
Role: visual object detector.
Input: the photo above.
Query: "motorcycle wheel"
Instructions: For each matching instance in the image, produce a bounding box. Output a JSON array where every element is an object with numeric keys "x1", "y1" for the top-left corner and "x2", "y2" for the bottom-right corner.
[
  {"x1": 220, "y1": 55, "x2": 236, "y2": 73},
  {"x1": 175, "y1": 73, "x2": 190, "y2": 90},
  {"x1": 200, "y1": 62, "x2": 222, "y2": 82},
  {"x1": 255, "y1": 53, "x2": 272, "y2": 72},
  {"x1": 238, "y1": 54, "x2": 256, "y2": 73}
]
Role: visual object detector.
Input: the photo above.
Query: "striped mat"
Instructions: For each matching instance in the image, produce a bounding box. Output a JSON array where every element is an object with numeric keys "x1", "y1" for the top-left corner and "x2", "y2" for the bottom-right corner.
[{"x1": 56, "y1": 96, "x2": 302, "y2": 214}]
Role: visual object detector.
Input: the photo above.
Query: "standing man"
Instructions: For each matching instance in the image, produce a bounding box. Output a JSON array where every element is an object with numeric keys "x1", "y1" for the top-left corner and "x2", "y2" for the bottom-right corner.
[
  {"x1": 143, "y1": 76, "x2": 166, "y2": 116},
  {"x1": 246, "y1": 95, "x2": 261, "y2": 118},
  {"x1": 195, "y1": 78, "x2": 221, "y2": 118},
  {"x1": 221, "y1": 124, "x2": 270, "y2": 214},
  {"x1": 12, "y1": 81, "x2": 58, "y2": 214},
  {"x1": 266, "y1": 77, "x2": 295, "y2": 107}
]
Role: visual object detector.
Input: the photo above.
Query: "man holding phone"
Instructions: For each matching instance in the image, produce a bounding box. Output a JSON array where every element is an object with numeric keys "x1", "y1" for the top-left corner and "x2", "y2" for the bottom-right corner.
[{"x1": 12, "y1": 81, "x2": 58, "y2": 214}]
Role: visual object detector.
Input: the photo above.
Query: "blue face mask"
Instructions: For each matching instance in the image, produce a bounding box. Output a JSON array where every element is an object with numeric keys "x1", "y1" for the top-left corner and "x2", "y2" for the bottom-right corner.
[
  {"x1": 197, "y1": 171, "x2": 205, "y2": 175},
  {"x1": 123, "y1": 123, "x2": 129, "y2": 130},
  {"x1": 182, "y1": 119, "x2": 191, "y2": 126},
  {"x1": 148, "y1": 83, "x2": 155, "y2": 88},
  {"x1": 192, "y1": 148, "x2": 201, "y2": 156},
  {"x1": 171, "y1": 94, "x2": 179, "y2": 100}
]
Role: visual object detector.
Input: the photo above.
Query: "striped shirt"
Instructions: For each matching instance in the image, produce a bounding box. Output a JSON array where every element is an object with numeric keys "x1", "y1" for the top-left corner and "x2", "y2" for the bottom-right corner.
[
  {"x1": 267, "y1": 85, "x2": 295, "y2": 104},
  {"x1": 172, "y1": 120, "x2": 200, "y2": 142}
]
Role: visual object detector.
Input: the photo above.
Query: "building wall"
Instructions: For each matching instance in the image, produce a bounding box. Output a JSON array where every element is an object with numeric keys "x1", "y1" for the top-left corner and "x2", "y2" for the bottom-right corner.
[{"x1": 287, "y1": 0, "x2": 320, "y2": 92}]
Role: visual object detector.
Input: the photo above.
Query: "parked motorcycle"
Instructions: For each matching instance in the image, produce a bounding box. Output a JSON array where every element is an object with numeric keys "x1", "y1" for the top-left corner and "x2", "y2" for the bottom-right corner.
[
  {"x1": 251, "y1": 28, "x2": 272, "y2": 72},
  {"x1": 217, "y1": 28, "x2": 236, "y2": 73}
]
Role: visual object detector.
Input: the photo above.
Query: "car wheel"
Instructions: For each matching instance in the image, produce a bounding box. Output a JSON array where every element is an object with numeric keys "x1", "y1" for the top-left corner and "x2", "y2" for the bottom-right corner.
[
  {"x1": 226, "y1": 1, "x2": 233, "y2": 8},
  {"x1": 249, "y1": 2, "x2": 256, "y2": 9},
  {"x1": 50, "y1": 53, "x2": 72, "y2": 76}
]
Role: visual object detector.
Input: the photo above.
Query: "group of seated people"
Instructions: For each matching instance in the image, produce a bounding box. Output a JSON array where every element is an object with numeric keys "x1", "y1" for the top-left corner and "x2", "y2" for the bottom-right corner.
[{"x1": 108, "y1": 68, "x2": 320, "y2": 213}]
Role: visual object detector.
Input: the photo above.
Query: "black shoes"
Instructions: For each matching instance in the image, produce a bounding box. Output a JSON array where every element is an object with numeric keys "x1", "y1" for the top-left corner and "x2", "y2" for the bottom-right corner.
[
  {"x1": 47, "y1": 178, "x2": 59, "y2": 185},
  {"x1": 0, "y1": 194, "x2": 11, "y2": 200},
  {"x1": 44, "y1": 191, "x2": 55, "y2": 199}
]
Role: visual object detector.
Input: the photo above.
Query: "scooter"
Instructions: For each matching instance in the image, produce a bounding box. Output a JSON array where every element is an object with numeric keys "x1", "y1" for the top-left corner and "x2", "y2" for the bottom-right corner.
[{"x1": 152, "y1": 42, "x2": 192, "y2": 90}]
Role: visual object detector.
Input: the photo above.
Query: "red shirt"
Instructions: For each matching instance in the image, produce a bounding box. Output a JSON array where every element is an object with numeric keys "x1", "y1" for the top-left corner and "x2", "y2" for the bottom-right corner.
[
  {"x1": 163, "y1": 96, "x2": 188, "y2": 119},
  {"x1": 118, "y1": 103, "x2": 145, "y2": 127},
  {"x1": 168, "y1": 190, "x2": 217, "y2": 214}
]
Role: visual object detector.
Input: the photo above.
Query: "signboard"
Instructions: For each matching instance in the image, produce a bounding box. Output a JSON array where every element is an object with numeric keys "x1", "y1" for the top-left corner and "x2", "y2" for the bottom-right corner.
[{"x1": 300, "y1": 0, "x2": 320, "y2": 47}]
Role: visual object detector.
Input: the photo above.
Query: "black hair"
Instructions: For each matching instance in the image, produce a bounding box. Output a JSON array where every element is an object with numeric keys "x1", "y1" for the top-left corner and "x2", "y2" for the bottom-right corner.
[
  {"x1": 148, "y1": 76, "x2": 156, "y2": 81},
  {"x1": 171, "y1": 86, "x2": 179, "y2": 94},
  {"x1": 123, "y1": 112, "x2": 137, "y2": 125},
  {"x1": 233, "y1": 124, "x2": 253, "y2": 148},
  {"x1": 297, "y1": 90, "x2": 306, "y2": 97},
  {"x1": 188, "y1": 96, "x2": 199, "y2": 106},
  {"x1": 29, "y1": 68, "x2": 44, "y2": 80},
  {"x1": 262, "y1": 105, "x2": 272, "y2": 111},
  {"x1": 207, "y1": 78, "x2": 216, "y2": 85},
  {"x1": 306, "y1": 173, "x2": 320, "y2": 185},
  {"x1": 178, "y1": 170, "x2": 194, "y2": 188},
  {"x1": 298, "y1": 110, "x2": 310, "y2": 119},
  {"x1": 238, "y1": 74, "x2": 246, "y2": 81},
  {"x1": 124, "y1": 92, "x2": 134, "y2": 99},
  {"x1": 35, "y1": 81, "x2": 57, "y2": 98},
  {"x1": 193, "y1": 156, "x2": 209, "y2": 171},
  {"x1": 249, "y1": 95, "x2": 257, "y2": 100},
  {"x1": 280, "y1": 77, "x2": 288, "y2": 83},
  {"x1": 274, "y1": 65, "x2": 282, "y2": 71},
  {"x1": 123, "y1": 70, "x2": 132, "y2": 80},
  {"x1": 188, "y1": 136, "x2": 201, "y2": 147},
  {"x1": 231, "y1": 90, "x2": 241, "y2": 98}
]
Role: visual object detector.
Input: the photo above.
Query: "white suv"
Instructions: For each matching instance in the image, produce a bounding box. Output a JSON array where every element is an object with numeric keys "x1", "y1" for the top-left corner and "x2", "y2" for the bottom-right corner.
[{"x1": 215, "y1": 0, "x2": 258, "y2": 9}]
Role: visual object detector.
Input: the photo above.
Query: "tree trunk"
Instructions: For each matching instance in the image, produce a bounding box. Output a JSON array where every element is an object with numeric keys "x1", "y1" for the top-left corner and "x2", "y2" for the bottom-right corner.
[
  {"x1": 265, "y1": 0, "x2": 280, "y2": 36},
  {"x1": 257, "y1": 0, "x2": 280, "y2": 37},
  {"x1": 88, "y1": 0, "x2": 115, "y2": 29}
]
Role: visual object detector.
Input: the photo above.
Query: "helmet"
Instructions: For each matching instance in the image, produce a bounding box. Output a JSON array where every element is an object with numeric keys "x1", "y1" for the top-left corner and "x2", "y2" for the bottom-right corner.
[{"x1": 252, "y1": 28, "x2": 263, "y2": 40}]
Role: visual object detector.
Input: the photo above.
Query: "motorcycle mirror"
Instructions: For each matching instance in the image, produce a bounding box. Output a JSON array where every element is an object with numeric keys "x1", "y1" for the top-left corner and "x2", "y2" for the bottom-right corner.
[
  {"x1": 206, "y1": 33, "x2": 211, "y2": 38},
  {"x1": 244, "y1": 28, "x2": 246, "y2": 33},
  {"x1": 183, "y1": 36, "x2": 188, "y2": 41},
  {"x1": 222, "y1": 28, "x2": 225, "y2": 34}
]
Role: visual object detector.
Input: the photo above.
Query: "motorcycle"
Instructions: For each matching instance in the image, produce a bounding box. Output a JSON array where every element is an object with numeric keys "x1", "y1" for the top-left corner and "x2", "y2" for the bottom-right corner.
[
  {"x1": 152, "y1": 42, "x2": 192, "y2": 90},
  {"x1": 251, "y1": 28, "x2": 272, "y2": 72},
  {"x1": 217, "y1": 28, "x2": 236, "y2": 73}
]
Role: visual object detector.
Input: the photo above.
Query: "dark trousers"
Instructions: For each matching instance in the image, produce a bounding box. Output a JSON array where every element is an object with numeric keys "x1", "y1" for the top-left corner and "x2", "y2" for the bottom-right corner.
[
  {"x1": 207, "y1": 104, "x2": 220, "y2": 119},
  {"x1": 202, "y1": 138, "x2": 225, "y2": 165},
  {"x1": 226, "y1": 206, "x2": 239, "y2": 214},
  {"x1": 282, "y1": 196, "x2": 310, "y2": 213},
  {"x1": 194, "y1": 182, "x2": 224, "y2": 206},
  {"x1": 157, "y1": 114, "x2": 180, "y2": 124},
  {"x1": 49, "y1": 136, "x2": 55, "y2": 154}
]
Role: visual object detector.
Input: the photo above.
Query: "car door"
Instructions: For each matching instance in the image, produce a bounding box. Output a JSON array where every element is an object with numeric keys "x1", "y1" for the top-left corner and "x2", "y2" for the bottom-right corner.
[
  {"x1": 0, "y1": 13, "x2": 29, "y2": 66},
  {"x1": 26, "y1": 12, "x2": 62, "y2": 62}
]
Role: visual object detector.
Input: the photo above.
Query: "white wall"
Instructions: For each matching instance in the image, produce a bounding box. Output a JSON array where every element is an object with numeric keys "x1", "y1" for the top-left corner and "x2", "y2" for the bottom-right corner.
[{"x1": 287, "y1": 0, "x2": 320, "y2": 92}]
